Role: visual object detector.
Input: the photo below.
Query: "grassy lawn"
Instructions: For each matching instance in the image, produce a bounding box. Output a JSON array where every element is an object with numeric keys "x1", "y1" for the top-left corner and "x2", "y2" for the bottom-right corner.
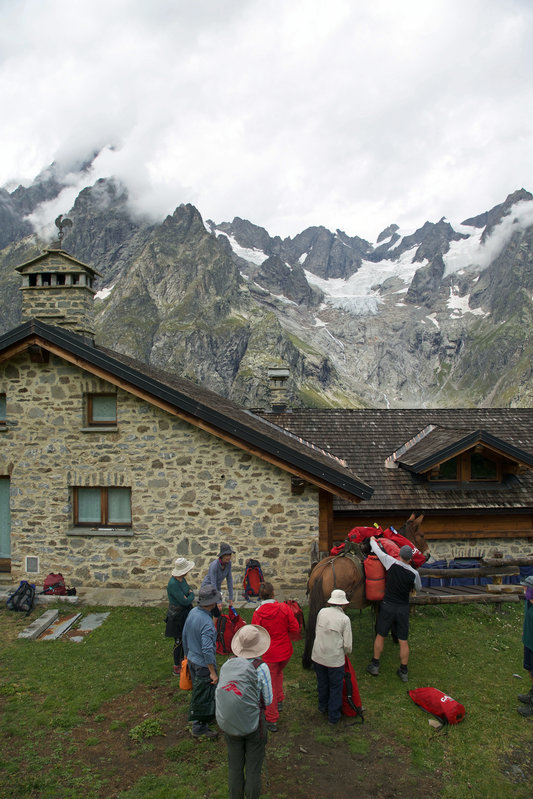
[{"x1": 0, "y1": 600, "x2": 531, "y2": 798}]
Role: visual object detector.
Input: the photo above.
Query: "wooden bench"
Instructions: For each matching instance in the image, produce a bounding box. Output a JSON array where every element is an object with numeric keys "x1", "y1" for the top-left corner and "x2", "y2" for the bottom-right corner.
[{"x1": 411, "y1": 560, "x2": 527, "y2": 608}]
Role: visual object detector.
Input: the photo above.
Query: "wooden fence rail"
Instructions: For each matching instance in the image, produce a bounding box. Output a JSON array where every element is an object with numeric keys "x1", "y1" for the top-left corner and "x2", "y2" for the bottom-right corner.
[{"x1": 411, "y1": 556, "x2": 533, "y2": 607}]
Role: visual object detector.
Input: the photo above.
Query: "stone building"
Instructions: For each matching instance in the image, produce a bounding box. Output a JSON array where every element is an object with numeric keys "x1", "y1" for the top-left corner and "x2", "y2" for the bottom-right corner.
[{"x1": 0, "y1": 248, "x2": 372, "y2": 592}]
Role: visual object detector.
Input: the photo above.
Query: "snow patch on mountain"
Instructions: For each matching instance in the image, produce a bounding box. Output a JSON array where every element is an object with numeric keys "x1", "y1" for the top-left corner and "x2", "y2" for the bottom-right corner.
[
  {"x1": 305, "y1": 246, "x2": 424, "y2": 315},
  {"x1": 95, "y1": 284, "x2": 114, "y2": 301},
  {"x1": 447, "y1": 287, "x2": 488, "y2": 317},
  {"x1": 216, "y1": 232, "x2": 269, "y2": 265}
]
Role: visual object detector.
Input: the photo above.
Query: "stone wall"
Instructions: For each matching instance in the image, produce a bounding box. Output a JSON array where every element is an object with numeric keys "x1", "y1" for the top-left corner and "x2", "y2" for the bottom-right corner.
[
  {"x1": 0, "y1": 351, "x2": 319, "y2": 593},
  {"x1": 427, "y1": 538, "x2": 533, "y2": 561}
]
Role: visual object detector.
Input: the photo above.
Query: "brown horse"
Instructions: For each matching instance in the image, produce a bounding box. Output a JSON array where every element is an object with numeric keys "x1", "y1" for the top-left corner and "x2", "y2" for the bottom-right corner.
[{"x1": 302, "y1": 513, "x2": 426, "y2": 668}]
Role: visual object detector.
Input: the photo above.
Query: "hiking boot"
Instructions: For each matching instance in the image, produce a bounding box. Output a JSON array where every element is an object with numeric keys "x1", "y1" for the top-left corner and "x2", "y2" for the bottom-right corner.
[
  {"x1": 396, "y1": 667, "x2": 408, "y2": 683},
  {"x1": 517, "y1": 704, "x2": 533, "y2": 718},
  {"x1": 192, "y1": 728, "x2": 218, "y2": 739},
  {"x1": 267, "y1": 722, "x2": 278, "y2": 732},
  {"x1": 517, "y1": 690, "x2": 533, "y2": 705},
  {"x1": 366, "y1": 661, "x2": 379, "y2": 676}
]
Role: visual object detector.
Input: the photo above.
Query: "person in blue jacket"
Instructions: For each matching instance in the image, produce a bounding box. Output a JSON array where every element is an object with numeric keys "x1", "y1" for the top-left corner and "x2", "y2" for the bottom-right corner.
[
  {"x1": 201, "y1": 542, "x2": 235, "y2": 607},
  {"x1": 183, "y1": 583, "x2": 222, "y2": 739}
]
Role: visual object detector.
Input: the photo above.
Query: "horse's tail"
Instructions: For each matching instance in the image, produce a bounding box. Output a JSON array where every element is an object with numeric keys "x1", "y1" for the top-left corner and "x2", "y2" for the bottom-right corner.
[{"x1": 302, "y1": 573, "x2": 326, "y2": 670}]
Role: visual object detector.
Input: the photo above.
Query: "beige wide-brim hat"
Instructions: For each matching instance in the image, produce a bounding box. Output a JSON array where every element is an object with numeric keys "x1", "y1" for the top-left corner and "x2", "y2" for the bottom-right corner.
[
  {"x1": 327, "y1": 589, "x2": 350, "y2": 605},
  {"x1": 171, "y1": 557, "x2": 195, "y2": 577},
  {"x1": 231, "y1": 624, "x2": 271, "y2": 659}
]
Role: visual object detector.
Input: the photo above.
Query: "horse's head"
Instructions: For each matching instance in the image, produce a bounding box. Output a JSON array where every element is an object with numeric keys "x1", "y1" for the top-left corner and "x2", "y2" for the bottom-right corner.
[{"x1": 401, "y1": 512, "x2": 429, "y2": 555}]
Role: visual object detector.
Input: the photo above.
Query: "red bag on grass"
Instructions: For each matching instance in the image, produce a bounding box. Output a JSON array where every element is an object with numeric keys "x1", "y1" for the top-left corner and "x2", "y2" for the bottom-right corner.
[{"x1": 408, "y1": 687, "x2": 465, "y2": 724}]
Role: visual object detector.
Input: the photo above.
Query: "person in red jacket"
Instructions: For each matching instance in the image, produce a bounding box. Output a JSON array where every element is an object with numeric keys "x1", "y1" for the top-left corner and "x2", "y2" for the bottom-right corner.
[{"x1": 252, "y1": 582, "x2": 300, "y2": 732}]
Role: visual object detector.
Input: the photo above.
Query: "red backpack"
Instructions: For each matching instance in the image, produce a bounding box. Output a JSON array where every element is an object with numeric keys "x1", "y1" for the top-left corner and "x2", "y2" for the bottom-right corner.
[
  {"x1": 243, "y1": 559, "x2": 264, "y2": 600},
  {"x1": 43, "y1": 573, "x2": 66, "y2": 596},
  {"x1": 215, "y1": 606, "x2": 246, "y2": 654},
  {"x1": 408, "y1": 687, "x2": 465, "y2": 724}
]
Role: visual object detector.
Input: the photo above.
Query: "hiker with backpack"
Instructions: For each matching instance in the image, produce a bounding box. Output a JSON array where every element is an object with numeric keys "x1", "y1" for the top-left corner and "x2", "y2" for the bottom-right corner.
[
  {"x1": 201, "y1": 542, "x2": 235, "y2": 608},
  {"x1": 165, "y1": 557, "x2": 195, "y2": 676},
  {"x1": 365, "y1": 536, "x2": 422, "y2": 683},
  {"x1": 216, "y1": 624, "x2": 273, "y2": 799},
  {"x1": 251, "y1": 582, "x2": 300, "y2": 732},
  {"x1": 182, "y1": 584, "x2": 221, "y2": 739},
  {"x1": 311, "y1": 589, "x2": 353, "y2": 729}
]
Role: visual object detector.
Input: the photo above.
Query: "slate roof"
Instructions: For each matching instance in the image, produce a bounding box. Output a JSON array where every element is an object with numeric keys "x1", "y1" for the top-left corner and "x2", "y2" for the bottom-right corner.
[
  {"x1": 260, "y1": 408, "x2": 533, "y2": 514},
  {"x1": 0, "y1": 320, "x2": 372, "y2": 502}
]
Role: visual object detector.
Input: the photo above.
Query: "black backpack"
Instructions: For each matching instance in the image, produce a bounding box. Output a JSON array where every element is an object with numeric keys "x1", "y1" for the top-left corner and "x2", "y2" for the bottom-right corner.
[{"x1": 6, "y1": 580, "x2": 36, "y2": 616}]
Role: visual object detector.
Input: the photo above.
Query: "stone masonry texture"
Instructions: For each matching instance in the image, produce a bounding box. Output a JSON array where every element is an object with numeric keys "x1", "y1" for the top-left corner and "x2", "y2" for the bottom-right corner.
[{"x1": 0, "y1": 351, "x2": 319, "y2": 593}]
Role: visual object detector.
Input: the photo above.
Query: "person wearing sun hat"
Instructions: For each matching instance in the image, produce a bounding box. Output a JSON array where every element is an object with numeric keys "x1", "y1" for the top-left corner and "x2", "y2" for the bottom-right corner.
[
  {"x1": 183, "y1": 583, "x2": 222, "y2": 739},
  {"x1": 311, "y1": 589, "x2": 353, "y2": 728},
  {"x1": 517, "y1": 574, "x2": 533, "y2": 717},
  {"x1": 216, "y1": 624, "x2": 273, "y2": 799},
  {"x1": 201, "y1": 542, "x2": 236, "y2": 607},
  {"x1": 165, "y1": 557, "x2": 195, "y2": 676}
]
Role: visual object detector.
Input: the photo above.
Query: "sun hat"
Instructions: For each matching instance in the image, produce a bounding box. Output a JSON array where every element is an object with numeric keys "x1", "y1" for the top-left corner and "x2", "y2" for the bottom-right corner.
[
  {"x1": 399, "y1": 545, "x2": 413, "y2": 561},
  {"x1": 520, "y1": 574, "x2": 533, "y2": 587},
  {"x1": 327, "y1": 589, "x2": 350, "y2": 605},
  {"x1": 218, "y1": 543, "x2": 235, "y2": 557},
  {"x1": 198, "y1": 584, "x2": 222, "y2": 607},
  {"x1": 171, "y1": 557, "x2": 195, "y2": 577},
  {"x1": 231, "y1": 624, "x2": 271, "y2": 658}
]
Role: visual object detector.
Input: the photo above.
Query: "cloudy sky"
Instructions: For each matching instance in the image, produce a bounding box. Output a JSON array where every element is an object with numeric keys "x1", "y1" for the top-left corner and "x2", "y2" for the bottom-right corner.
[{"x1": 1, "y1": 0, "x2": 532, "y2": 241}]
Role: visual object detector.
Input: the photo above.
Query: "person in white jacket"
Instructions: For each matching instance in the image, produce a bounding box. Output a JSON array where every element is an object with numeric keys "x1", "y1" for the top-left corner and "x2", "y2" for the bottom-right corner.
[{"x1": 311, "y1": 589, "x2": 352, "y2": 727}]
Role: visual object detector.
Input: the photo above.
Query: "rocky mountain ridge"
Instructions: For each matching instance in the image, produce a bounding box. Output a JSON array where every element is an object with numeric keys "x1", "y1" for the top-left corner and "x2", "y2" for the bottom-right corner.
[{"x1": 1, "y1": 157, "x2": 533, "y2": 409}]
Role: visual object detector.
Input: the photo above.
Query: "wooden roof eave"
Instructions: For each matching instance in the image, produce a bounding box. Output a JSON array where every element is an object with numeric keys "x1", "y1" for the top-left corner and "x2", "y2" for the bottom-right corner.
[
  {"x1": 1, "y1": 330, "x2": 370, "y2": 504},
  {"x1": 397, "y1": 430, "x2": 533, "y2": 474}
]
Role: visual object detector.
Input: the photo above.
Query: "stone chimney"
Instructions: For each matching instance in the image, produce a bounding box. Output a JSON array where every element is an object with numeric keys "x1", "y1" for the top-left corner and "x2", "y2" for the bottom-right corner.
[
  {"x1": 268, "y1": 366, "x2": 290, "y2": 412},
  {"x1": 16, "y1": 248, "x2": 102, "y2": 341}
]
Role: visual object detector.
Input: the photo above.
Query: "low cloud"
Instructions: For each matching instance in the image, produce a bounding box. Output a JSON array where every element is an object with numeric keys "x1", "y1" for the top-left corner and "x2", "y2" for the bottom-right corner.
[{"x1": 2, "y1": 0, "x2": 533, "y2": 240}]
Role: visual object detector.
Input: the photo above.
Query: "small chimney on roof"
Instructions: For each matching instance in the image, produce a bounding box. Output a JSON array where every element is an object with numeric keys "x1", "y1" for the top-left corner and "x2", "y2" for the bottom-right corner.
[
  {"x1": 268, "y1": 366, "x2": 290, "y2": 413},
  {"x1": 15, "y1": 242, "x2": 102, "y2": 342}
]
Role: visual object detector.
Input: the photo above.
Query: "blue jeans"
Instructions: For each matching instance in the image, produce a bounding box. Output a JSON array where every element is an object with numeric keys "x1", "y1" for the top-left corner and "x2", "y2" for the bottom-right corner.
[{"x1": 313, "y1": 662, "x2": 344, "y2": 724}]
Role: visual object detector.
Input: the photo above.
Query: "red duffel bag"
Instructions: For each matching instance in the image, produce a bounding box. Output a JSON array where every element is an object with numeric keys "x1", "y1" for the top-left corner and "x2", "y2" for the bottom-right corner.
[{"x1": 408, "y1": 686, "x2": 465, "y2": 724}]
